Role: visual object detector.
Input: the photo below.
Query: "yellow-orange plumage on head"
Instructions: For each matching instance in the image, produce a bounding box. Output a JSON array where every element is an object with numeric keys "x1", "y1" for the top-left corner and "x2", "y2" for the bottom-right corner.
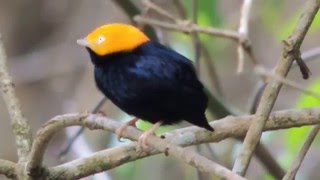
[{"x1": 77, "y1": 23, "x2": 149, "y2": 56}]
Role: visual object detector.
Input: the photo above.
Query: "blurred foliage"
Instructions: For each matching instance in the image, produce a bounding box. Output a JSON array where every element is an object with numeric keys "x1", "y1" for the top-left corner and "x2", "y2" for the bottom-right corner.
[
  {"x1": 277, "y1": 10, "x2": 320, "y2": 40},
  {"x1": 184, "y1": 0, "x2": 221, "y2": 26},
  {"x1": 262, "y1": 1, "x2": 320, "y2": 40}
]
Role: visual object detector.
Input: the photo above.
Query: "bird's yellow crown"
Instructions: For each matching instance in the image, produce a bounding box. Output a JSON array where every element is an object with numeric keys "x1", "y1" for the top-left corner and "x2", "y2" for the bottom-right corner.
[{"x1": 77, "y1": 23, "x2": 150, "y2": 56}]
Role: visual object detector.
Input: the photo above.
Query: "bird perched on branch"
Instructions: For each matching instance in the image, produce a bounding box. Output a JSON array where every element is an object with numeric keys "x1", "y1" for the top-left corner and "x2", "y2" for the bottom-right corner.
[{"x1": 77, "y1": 23, "x2": 213, "y2": 147}]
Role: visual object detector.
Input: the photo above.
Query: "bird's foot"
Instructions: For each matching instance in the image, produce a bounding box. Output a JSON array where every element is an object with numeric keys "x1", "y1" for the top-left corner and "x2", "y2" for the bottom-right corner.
[
  {"x1": 96, "y1": 110, "x2": 107, "y2": 116},
  {"x1": 115, "y1": 118, "x2": 138, "y2": 142},
  {"x1": 138, "y1": 129, "x2": 155, "y2": 149},
  {"x1": 138, "y1": 121, "x2": 162, "y2": 149},
  {"x1": 80, "y1": 110, "x2": 90, "y2": 118}
]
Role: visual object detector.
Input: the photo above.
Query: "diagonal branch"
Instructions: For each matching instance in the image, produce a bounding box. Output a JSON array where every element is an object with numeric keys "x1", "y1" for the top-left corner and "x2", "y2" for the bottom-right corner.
[
  {"x1": 141, "y1": 0, "x2": 179, "y2": 21},
  {"x1": 0, "y1": 33, "x2": 33, "y2": 164},
  {"x1": 232, "y1": 0, "x2": 320, "y2": 176}
]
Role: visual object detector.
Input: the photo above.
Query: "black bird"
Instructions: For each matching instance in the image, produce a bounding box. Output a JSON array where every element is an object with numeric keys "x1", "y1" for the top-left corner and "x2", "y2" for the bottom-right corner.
[{"x1": 77, "y1": 23, "x2": 214, "y2": 146}]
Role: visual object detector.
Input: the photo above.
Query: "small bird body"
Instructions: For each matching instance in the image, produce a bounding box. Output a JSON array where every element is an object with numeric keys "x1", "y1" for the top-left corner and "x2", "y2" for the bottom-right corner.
[{"x1": 77, "y1": 23, "x2": 213, "y2": 145}]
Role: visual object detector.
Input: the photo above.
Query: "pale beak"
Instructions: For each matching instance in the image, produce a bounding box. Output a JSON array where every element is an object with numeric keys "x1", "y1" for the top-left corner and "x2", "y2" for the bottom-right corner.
[{"x1": 76, "y1": 38, "x2": 90, "y2": 47}]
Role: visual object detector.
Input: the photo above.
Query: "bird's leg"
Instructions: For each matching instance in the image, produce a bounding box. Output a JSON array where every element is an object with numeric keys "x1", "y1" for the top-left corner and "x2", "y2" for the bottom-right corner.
[
  {"x1": 116, "y1": 118, "x2": 139, "y2": 142},
  {"x1": 97, "y1": 110, "x2": 107, "y2": 116},
  {"x1": 139, "y1": 121, "x2": 162, "y2": 148}
]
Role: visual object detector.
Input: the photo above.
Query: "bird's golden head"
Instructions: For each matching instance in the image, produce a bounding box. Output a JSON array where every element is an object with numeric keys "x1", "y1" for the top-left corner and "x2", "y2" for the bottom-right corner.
[{"x1": 77, "y1": 23, "x2": 150, "y2": 56}]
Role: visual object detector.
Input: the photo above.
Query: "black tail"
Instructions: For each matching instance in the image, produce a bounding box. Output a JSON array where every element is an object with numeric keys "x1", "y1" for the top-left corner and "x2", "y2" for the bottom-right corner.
[
  {"x1": 199, "y1": 121, "x2": 214, "y2": 132},
  {"x1": 185, "y1": 114, "x2": 214, "y2": 132}
]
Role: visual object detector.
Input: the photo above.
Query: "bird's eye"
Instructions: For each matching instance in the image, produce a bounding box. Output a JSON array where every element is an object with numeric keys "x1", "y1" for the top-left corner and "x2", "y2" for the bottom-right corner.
[{"x1": 97, "y1": 36, "x2": 105, "y2": 44}]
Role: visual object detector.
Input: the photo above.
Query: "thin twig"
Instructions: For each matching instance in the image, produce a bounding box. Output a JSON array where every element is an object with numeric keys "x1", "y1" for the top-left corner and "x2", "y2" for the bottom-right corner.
[
  {"x1": 300, "y1": 46, "x2": 320, "y2": 62},
  {"x1": 141, "y1": 0, "x2": 179, "y2": 21},
  {"x1": 255, "y1": 66, "x2": 320, "y2": 99},
  {"x1": 237, "y1": 45, "x2": 246, "y2": 73},
  {"x1": 232, "y1": 0, "x2": 320, "y2": 176},
  {"x1": 249, "y1": 46, "x2": 320, "y2": 114},
  {"x1": 237, "y1": 0, "x2": 254, "y2": 73},
  {"x1": 0, "y1": 33, "x2": 33, "y2": 164},
  {"x1": 282, "y1": 125, "x2": 320, "y2": 180},
  {"x1": 134, "y1": 16, "x2": 240, "y2": 41},
  {"x1": 46, "y1": 107, "x2": 320, "y2": 179}
]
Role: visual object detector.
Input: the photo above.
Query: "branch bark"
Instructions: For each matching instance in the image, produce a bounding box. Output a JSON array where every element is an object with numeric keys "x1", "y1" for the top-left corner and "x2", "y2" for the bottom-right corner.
[
  {"x1": 0, "y1": 159, "x2": 17, "y2": 179},
  {"x1": 28, "y1": 113, "x2": 244, "y2": 179},
  {"x1": 237, "y1": 0, "x2": 254, "y2": 73},
  {"x1": 0, "y1": 32, "x2": 33, "y2": 175},
  {"x1": 17, "y1": 107, "x2": 320, "y2": 179},
  {"x1": 232, "y1": 0, "x2": 320, "y2": 176}
]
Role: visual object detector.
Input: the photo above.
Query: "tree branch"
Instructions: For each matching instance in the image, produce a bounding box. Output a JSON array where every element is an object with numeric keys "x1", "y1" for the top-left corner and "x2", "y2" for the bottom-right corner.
[
  {"x1": 14, "y1": 106, "x2": 319, "y2": 179},
  {"x1": 232, "y1": 0, "x2": 320, "y2": 176},
  {"x1": 28, "y1": 113, "x2": 244, "y2": 179},
  {"x1": 237, "y1": 0, "x2": 254, "y2": 73},
  {"x1": 133, "y1": 16, "x2": 240, "y2": 40},
  {"x1": 255, "y1": 66, "x2": 320, "y2": 99},
  {"x1": 0, "y1": 33, "x2": 33, "y2": 164},
  {"x1": 0, "y1": 159, "x2": 17, "y2": 179},
  {"x1": 141, "y1": 0, "x2": 179, "y2": 21}
]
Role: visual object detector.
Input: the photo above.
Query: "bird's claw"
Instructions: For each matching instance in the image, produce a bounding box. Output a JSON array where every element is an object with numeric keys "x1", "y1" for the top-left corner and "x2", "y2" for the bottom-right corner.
[
  {"x1": 138, "y1": 130, "x2": 155, "y2": 149},
  {"x1": 80, "y1": 110, "x2": 90, "y2": 119},
  {"x1": 97, "y1": 110, "x2": 107, "y2": 116},
  {"x1": 115, "y1": 126, "x2": 127, "y2": 142},
  {"x1": 115, "y1": 118, "x2": 139, "y2": 142}
]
